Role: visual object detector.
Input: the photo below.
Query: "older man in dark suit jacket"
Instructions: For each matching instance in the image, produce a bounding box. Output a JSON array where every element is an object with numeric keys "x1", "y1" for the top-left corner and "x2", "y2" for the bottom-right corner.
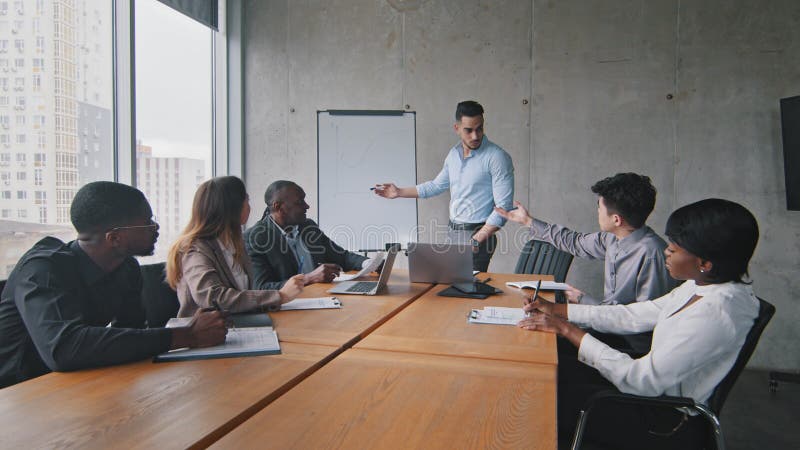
[{"x1": 244, "y1": 180, "x2": 369, "y2": 290}]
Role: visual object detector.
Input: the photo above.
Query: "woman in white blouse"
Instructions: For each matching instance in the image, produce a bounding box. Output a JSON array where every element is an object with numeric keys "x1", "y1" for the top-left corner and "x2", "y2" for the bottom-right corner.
[
  {"x1": 166, "y1": 176, "x2": 305, "y2": 317},
  {"x1": 500, "y1": 198, "x2": 760, "y2": 449}
]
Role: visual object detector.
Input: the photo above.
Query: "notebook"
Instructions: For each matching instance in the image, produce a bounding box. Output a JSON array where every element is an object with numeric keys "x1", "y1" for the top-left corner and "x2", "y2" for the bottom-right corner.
[
  {"x1": 156, "y1": 315, "x2": 280, "y2": 362},
  {"x1": 328, "y1": 245, "x2": 398, "y2": 295},
  {"x1": 164, "y1": 312, "x2": 273, "y2": 329},
  {"x1": 505, "y1": 280, "x2": 569, "y2": 290}
]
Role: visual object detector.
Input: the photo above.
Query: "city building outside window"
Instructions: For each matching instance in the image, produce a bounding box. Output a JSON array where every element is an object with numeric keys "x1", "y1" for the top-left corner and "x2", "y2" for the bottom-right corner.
[
  {"x1": 0, "y1": 0, "x2": 228, "y2": 278},
  {"x1": 134, "y1": 0, "x2": 214, "y2": 263}
]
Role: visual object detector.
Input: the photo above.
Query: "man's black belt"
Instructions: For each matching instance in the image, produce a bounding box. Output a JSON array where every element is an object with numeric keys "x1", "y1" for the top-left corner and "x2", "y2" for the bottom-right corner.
[{"x1": 449, "y1": 221, "x2": 484, "y2": 231}]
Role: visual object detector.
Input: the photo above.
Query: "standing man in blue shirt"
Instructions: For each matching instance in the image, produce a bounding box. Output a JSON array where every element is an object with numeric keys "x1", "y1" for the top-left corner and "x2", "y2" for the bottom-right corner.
[{"x1": 374, "y1": 100, "x2": 514, "y2": 271}]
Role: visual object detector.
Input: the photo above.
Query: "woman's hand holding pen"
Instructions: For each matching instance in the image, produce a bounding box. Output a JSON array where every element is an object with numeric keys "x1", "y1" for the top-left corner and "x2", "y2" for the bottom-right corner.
[
  {"x1": 518, "y1": 300, "x2": 586, "y2": 347},
  {"x1": 517, "y1": 311, "x2": 565, "y2": 335},
  {"x1": 523, "y1": 298, "x2": 566, "y2": 318}
]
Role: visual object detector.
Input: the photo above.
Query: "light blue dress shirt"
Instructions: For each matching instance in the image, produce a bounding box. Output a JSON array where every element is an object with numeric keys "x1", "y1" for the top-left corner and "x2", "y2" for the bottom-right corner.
[
  {"x1": 269, "y1": 216, "x2": 315, "y2": 274},
  {"x1": 416, "y1": 136, "x2": 514, "y2": 227}
]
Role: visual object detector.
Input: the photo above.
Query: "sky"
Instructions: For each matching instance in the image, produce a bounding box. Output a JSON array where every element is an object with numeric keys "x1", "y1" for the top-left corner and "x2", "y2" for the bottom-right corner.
[{"x1": 134, "y1": 0, "x2": 213, "y2": 172}]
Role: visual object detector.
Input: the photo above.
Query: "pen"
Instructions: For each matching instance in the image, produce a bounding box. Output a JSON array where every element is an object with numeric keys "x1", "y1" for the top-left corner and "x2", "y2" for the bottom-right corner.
[
  {"x1": 525, "y1": 280, "x2": 541, "y2": 318},
  {"x1": 370, "y1": 187, "x2": 376, "y2": 191},
  {"x1": 210, "y1": 299, "x2": 233, "y2": 329}
]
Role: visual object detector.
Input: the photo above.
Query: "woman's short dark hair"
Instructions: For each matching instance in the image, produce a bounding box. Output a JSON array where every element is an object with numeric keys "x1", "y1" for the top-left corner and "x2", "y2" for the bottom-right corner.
[
  {"x1": 70, "y1": 181, "x2": 148, "y2": 233},
  {"x1": 665, "y1": 198, "x2": 759, "y2": 284}
]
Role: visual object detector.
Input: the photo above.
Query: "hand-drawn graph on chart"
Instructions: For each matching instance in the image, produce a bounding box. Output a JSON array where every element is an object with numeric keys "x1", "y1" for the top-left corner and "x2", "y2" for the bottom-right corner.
[
  {"x1": 332, "y1": 117, "x2": 411, "y2": 194},
  {"x1": 317, "y1": 111, "x2": 418, "y2": 251}
]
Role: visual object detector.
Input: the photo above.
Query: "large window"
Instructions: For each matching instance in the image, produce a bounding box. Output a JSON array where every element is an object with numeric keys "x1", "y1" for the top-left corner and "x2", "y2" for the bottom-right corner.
[
  {"x1": 0, "y1": 0, "x2": 234, "y2": 278},
  {"x1": 135, "y1": 0, "x2": 214, "y2": 263},
  {"x1": 0, "y1": 0, "x2": 112, "y2": 277}
]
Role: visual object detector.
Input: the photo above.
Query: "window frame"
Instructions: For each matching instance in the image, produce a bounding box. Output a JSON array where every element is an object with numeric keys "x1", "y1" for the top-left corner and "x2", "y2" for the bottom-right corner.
[{"x1": 112, "y1": 0, "x2": 240, "y2": 186}]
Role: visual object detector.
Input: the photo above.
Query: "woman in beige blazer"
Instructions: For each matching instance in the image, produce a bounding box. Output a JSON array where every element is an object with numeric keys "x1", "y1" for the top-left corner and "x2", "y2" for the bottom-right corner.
[{"x1": 166, "y1": 176, "x2": 304, "y2": 317}]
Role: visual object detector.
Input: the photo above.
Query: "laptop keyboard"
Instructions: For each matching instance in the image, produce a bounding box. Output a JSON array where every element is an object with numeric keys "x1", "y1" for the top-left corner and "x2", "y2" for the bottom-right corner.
[{"x1": 346, "y1": 282, "x2": 377, "y2": 293}]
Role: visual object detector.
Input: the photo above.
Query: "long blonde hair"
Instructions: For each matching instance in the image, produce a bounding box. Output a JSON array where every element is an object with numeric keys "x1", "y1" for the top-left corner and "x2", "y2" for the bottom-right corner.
[{"x1": 166, "y1": 176, "x2": 249, "y2": 289}]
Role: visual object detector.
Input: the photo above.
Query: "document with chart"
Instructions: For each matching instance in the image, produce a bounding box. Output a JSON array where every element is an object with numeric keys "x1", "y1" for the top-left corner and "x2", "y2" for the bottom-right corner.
[
  {"x1": 468, "y1": 306, "x2": 526, "y2": 326},
  {"x1": 281, "y1": 297, "x2": 342, "y2": 310}
]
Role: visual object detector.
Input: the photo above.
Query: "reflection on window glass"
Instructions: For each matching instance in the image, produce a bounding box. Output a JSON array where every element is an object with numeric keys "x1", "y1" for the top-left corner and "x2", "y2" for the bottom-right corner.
[
  {"x1": 135, "y1": 0, "x2": 213, "y2": 264},
  {"x1": 0, "y1": 0, "x2": 112, "y2": 278}
]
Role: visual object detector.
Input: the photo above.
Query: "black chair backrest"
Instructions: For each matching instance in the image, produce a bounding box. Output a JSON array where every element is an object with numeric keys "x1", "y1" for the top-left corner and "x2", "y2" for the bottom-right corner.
[
  {"x1": 515, "y1": 240, "x2": 574, "y2": 280},
  {"x1": 139, "y1": 262, "x2": 179, "y2": 328},
  {"x1": 0, "y1": 279, "x2": 6, "y2": 297},
  {"x1": 708, "y1": 297, "x2": 775, "y2": 415}
]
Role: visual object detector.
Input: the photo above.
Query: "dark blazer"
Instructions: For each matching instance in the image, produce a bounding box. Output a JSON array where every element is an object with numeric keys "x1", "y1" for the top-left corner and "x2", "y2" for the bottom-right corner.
[{"x1": 244, "y1": 217, "x2": 367, "y2": 290}]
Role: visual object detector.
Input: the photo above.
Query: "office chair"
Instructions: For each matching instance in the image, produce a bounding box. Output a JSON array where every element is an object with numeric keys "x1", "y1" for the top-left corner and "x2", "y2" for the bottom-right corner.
[
  {"x1": 514, "y1": 240, "x2": 574, "y2": 303},
  {"x1": 139, "y1": 262, "x2": 179, "y2": 327},
  {"x1": 768, "y1": 370, "x2": 800, "y2": 392},
  {"x1": 570, "y1": 297, "x2": 775, "y2": 450}
]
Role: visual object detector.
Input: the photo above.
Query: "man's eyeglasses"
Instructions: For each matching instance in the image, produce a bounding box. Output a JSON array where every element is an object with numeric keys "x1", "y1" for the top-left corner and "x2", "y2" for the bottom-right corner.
[{"x1": 107, "y1": 219, "x2": 159, "y2": 233}]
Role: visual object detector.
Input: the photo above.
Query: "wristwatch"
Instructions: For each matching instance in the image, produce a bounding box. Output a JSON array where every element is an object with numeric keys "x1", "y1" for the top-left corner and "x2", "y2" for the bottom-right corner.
[{"x1": 470, "y1": 238, "x2": 480, "y2": 248}]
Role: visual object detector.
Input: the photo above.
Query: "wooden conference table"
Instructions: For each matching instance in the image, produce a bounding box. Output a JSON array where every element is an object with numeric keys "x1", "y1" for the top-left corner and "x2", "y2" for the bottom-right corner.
[
  {"x1": 356, "y1": 273, "x2": 558, "y2": 365},
  {"x1": 272, "y1": 270, "x2": 433, "y2": 347},
  {"x1": 212, "y1": 348, "x2": 557, "y2": 449},
  {"x1": 213, "y1": 273, "x2": 558, "y2": 449},
  {"x1": 0, "y1": 271, "x2": 558, "y2": 449},
  {"x1": 0, "y1": 342, "x2": 340, "y2": 449}
]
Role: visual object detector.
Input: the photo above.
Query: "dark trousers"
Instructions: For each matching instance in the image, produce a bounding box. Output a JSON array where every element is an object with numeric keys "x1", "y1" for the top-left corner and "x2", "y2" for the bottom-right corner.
[
  {"x1": 557, "y1": 341, "x2": 707, "y2": 450},
  {"x1": 448, "y1": 222, "x2": 497, "y2": 272},
  {"x1": 472, "y1": 233, "x2": 496, "y2": 272}
]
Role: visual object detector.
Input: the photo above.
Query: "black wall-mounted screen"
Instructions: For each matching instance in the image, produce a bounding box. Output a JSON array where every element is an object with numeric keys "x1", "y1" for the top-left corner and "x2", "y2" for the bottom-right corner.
[{"x1": 780, "y1": 95, "x2": 800, "y2": 211}]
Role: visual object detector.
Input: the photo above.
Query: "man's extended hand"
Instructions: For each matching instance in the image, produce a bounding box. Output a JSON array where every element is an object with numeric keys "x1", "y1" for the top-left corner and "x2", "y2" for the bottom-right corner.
[
  {"x1": 373, "y1": 183, "x2": 399, "y2": 199},
  {"x1": 304, "y1": 263, "x2": 342, "y2": 285},
  {"x1": 493, "y1": 200, "x2": 533, "y2": 227}
]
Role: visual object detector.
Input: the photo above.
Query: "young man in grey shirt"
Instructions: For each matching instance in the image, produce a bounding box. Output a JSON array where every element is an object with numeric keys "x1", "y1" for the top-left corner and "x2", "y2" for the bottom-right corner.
[{"x1": 496, "y1": 173, "x2": 677, "y2": 352}]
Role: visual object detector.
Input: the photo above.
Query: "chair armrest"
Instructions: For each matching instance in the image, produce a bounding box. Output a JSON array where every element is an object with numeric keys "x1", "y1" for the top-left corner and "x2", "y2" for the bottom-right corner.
[{"x1": 582, "y1": 389, "x2": 696, "y2": 412}]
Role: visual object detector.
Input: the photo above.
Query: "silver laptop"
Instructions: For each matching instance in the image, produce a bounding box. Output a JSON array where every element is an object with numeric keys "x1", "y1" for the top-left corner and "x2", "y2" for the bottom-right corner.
[
  {"x1": 407, "y1": 242, "x2": 474, "y2": 284},
  {"x1": 328, "y1": 246, "x2": 398, "y2": 295}
]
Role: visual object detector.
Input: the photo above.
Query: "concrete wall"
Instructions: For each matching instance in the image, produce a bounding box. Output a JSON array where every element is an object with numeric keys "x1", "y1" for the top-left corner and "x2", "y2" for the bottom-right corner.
[{"x1": 243, "y1": 0, "x2": 800, "y2": 371}]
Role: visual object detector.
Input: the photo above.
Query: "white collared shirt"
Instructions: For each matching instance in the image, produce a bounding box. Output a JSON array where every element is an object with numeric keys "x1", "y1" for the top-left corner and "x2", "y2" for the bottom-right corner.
[{"x1": 568, "y1": 280, "x2": 759, "y2": 405}]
